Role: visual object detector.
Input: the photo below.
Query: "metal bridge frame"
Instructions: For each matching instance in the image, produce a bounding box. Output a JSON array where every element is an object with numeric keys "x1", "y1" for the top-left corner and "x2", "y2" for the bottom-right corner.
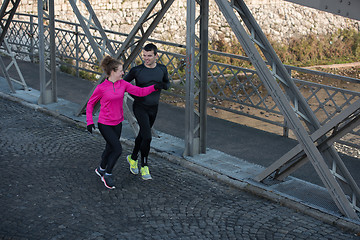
[
  {"x1": 0, "y1": 0, "x2": 21, "y2": 93},
  {"x1": 285, "y1": 0, "x2": 360, "y2": 21},
  {"x1": 214, "y1": 0, "x2": 360, "y2": 220},
  {"x1": 0, "y1": 38, "x2": 28, "y2": 91},
  {"x1": 1, "y1": 0, "x2": 360, "y2": 219}
]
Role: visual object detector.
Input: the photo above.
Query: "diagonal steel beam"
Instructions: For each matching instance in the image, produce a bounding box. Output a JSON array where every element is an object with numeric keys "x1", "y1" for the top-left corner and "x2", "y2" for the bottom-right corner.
[
  {"x1": 284, "y1": 0, "x2": 360, "y2": 21},
  {"x1": 0, "y1": 55, "x2": 15, "y2": 92},
  {"x1": 0, "y1": 0, "x2": 21, "y2": 93},
  {"x1": 68, "y1": 0, "x2": 115, "y2": 61},
  {"x1": 214, "y1": 0, "x2": 359, "y2": 220},
  {"x1": 0, "y1": 0, "x2": 21, "y2": 45},
  {"x1": 1, "y1": 39, "x2": 28, "y2": 90},
  {"x1": 255, "y1": 99, "x2": 360, "y2": 186}
]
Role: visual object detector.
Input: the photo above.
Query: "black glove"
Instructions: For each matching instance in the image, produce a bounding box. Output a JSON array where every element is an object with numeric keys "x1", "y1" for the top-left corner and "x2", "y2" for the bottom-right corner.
[
  {"x1": 87, "y1": 124, "x2": 95, "y2": 134},
  {"x1": 154, "y1": 82, "x2": 164, "y2": 90}
]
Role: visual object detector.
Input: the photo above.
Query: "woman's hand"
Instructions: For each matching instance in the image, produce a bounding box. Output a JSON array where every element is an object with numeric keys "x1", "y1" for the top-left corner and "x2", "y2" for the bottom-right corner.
[{"x1": 87, "y1": 124, "x2": 95, "y2": 134}]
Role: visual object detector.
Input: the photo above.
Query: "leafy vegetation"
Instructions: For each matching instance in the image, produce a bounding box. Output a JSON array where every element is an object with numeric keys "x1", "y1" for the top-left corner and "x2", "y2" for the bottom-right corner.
[
  {"x1": 60, "y1": 58, "x2": 99, "y2": 82},
  {"x1": 210, "y1": 29, "x2": 360, "y2": 68}
]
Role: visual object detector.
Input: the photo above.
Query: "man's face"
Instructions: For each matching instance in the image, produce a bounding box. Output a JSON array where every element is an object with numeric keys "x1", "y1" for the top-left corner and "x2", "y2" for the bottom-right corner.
[{"x1": 142, "y1": 50, "x2": 157, "y2": 67}]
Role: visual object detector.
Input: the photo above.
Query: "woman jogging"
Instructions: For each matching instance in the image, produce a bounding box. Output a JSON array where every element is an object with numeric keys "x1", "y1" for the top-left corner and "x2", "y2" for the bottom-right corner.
[{"x1": 86, "y1": 55, "x2": 163, "y2": 189}]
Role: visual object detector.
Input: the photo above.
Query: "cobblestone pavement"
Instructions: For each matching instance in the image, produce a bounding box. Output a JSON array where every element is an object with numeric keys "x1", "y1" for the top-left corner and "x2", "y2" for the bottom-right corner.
[{"x1": 0, "y1": 97, "x2": 359, "y2": 240}]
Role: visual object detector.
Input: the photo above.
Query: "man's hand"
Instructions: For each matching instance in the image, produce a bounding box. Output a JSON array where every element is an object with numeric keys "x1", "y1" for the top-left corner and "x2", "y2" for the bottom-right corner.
[{"x1": 154, "y1": 82, "x2": 165, "y2": 90}]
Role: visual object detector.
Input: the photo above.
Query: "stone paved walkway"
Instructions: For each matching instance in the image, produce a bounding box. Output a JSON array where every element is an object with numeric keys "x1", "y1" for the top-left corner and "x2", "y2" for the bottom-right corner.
[{"x1": 1, "y1": 93, "x2": 358, "y2": 239}]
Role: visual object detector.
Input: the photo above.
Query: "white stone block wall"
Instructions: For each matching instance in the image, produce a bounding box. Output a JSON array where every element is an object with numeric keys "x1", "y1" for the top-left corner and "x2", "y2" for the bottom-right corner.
[{"x1": 15, "y1": 0, "x2": 360, "y2": 45}]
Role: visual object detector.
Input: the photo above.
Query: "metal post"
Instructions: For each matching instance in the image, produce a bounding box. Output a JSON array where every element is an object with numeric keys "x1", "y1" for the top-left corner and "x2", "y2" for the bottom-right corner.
[
  {"x1": 199, "y1": 0, "x2": 209, "y2": 153},
  {"x1": 184, "y1": 0, "x2": 209, "y2": 156},
  {"x1": 38, "y1": 0, "x2": 47, "y2": 104},
  {"x1": 184, "y1": 0, "x2": 196, "y2": 156},
  {"x1": 75, "y1": 25, "x2": 79, "y2": 78},
  {"x1": 49, "y1": 0, "x2": 57, "y2": 102},
  {"x1": 38, "y1": 0, "x2": 57, "y2": 104},
  {"x1": 30, "y1": 15, "x2": 34, "y2": 63}
]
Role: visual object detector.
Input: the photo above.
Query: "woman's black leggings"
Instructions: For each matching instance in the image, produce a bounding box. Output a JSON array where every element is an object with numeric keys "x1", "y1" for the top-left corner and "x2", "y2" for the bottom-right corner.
[
  {"x1": 98, "y1": 122, "x2": 122, "y2": 174},
  {"x1": 131, "y1": 102, "x2": 158, "y2": 166}
]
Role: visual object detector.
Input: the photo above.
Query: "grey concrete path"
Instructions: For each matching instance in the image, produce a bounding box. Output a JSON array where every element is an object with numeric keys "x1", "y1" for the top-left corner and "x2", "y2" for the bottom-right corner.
[{"x1": 1, "y1": 57, "x2": 360, "y2": 238}]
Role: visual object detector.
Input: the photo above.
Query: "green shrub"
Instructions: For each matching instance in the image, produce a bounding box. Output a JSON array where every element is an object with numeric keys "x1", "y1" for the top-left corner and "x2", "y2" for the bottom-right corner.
[
  {"x1": 210, "y1": 29, "x2": 360, "y2": 68},
  {"x1": 79, "y1": 70, "x2": 98, "y2": 82},
  {"x1": 273, "y1": 29, "x2": 360, "y2": 66},
  {"x1": 60, "y1": 58, "x2": 77, "y2": 75}
]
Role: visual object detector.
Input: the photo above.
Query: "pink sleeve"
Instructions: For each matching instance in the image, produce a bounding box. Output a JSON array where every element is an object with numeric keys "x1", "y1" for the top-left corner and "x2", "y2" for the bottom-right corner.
[
  {"x1": 123, "y1": 81, "x2": 156, "y2": 97},
  {"x1": 86, "y1": 86, "x2": 102, "y2": 125}
]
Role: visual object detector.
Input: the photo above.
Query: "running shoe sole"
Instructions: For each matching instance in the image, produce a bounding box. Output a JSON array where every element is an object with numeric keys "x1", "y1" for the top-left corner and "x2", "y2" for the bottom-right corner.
[
  {"x1": 95, "y1": 168, "x2": 104, "y2": 178},
  {"x1": 142, "y1": 175, "x2": 153, "y2": 180},
  {"x1": 101, "y1": 176, "x2": 115, "y2": 189}
]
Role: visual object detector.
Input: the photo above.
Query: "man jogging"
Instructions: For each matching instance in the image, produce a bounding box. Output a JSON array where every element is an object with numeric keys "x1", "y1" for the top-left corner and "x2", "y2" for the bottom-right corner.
[{"x1": 123, "y1": 43, "x2": 170, "y2": 180}]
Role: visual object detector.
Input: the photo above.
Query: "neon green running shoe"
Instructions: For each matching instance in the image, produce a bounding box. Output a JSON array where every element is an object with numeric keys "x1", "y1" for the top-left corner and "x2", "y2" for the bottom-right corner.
[
  {"x1": 127, "y1": 155, "x2": 139, "y2": 175},
  {"x1": 140, "y1": 166, "x2": 152, "y2": 180}
]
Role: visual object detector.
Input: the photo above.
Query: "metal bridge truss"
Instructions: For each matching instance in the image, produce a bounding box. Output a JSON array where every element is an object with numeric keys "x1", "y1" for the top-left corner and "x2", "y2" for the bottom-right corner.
[
  {"x1": 285, "y1": 0, "x2": 360, "y2": 21},
  {"x1": 0, "y1": 0, "x2": 21, "y2": 93},
  {"x1": 214, "y1": 0, "x2": 360, "y2": 219},
  {"x1": 2, "y1": 0, "x2": 360, "y2": 219},
  {"x1": 254, "y1": 99, "x2": 360, "y2": 209},
  {"x1": 69, "y1": 0, "x2": 115, "y2": 60},
  {"x1": 0, "y1": 0, "x2": 20, "y2": 44},
  {"x1": 0, "y1": 39, "x2": 27, "y2": 91},
  {"x1": 4, "y1": 12, "x2": 360, "y2": 149}
]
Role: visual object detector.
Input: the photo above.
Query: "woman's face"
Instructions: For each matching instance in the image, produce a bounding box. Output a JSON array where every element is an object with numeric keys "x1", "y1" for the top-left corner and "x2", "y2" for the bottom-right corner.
[{"x1": 111, "y1": 65, "x2": 124, "y2": 79}]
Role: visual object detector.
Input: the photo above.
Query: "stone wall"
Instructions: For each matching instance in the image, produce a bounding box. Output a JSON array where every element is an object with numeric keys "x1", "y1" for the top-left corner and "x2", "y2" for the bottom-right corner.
[{"x1": 16, "y1": 0, "x2": 360, "y2": 44}]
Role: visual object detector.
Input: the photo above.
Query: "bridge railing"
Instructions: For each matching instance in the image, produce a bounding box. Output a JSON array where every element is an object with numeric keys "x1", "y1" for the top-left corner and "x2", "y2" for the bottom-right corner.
[{"x1": 3, "y1": 13, "x2": 360, "y2": 151}]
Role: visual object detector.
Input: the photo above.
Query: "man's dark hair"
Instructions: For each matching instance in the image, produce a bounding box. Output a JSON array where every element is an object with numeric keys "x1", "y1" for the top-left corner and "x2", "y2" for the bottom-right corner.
[{"x1": 143, "y1": 43, "x2": 158, "y2": 55}]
